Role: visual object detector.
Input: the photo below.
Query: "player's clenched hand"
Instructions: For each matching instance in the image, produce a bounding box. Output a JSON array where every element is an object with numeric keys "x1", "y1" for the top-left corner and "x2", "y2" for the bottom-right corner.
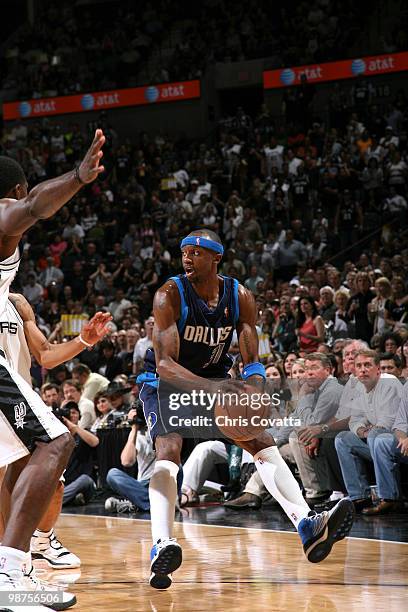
[
  {"x1": 81, "y1": 312, "x2": 112, "y2": 346},
  {"x1": 78, "y1": 129, "x2": 106, "y2": 183}
]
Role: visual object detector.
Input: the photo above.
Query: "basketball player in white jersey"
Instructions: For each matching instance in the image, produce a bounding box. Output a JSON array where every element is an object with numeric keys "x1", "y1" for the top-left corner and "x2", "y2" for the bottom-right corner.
[
  {"x1": 0, "y1": 130, "x2": 105, "y2": 611},
  {"x1": 0, "y1": 294, "x2": 111, "y2": 574}
]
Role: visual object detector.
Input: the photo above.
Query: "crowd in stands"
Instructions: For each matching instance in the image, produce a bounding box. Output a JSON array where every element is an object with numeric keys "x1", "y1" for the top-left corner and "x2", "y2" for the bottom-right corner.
[
  {"x1": 2, "y1": 0, "x2": 375, "y2": 98},
  {"x1": 1, "y1": 74, "x2": 408, "y2": 519}
]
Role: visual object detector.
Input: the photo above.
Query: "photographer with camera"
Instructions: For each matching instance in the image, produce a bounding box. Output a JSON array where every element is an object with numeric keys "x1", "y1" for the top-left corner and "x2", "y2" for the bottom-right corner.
[
  {"x1": 105, "y1": 403, "x2": 155, "y2": 513},
  {"x1": 61, "y1": 402, "x2": 99, "y2": 506}
]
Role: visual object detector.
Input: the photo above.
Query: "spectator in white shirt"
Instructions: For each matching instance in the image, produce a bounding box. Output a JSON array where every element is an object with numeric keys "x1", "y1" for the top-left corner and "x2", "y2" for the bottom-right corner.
[
  {"x1": 108, "y1": 288, "x2": 132, "y2": 323},
  {"x1": 62, "y1": 215, "x2": 85, "y2": 241},
  {"x1": 287, "y1": 150, "x2": 303, "y2": 176},
  {"x1": 62, "y1": 379, "x2": 96, "y2": 430},
  {"x1": 72, "y1": 364, "x2": 109, "y2": 402},
  {"x1": 22, "y1": 272, "x2": 44, "y2": 305},
  {"x1": 335, "y1": 349, "x2": 402, "y2": 511},
  {"x1": 39, "y1": 257, "x2": 64, "y2": 288},
  {"x1": 264, "y1": 137, "x2": 284, "y2": 174}
]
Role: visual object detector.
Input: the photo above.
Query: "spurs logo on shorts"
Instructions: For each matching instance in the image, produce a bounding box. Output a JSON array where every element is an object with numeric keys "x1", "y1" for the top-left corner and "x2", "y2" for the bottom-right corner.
[{"x1": 14, "y1": 402, "x2": 27, "y2": 429}]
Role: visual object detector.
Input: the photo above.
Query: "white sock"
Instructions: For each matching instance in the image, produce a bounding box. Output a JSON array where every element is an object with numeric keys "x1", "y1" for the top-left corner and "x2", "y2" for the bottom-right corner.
[
  {"x1": 254, "y1": 446, "x2": 311, "y2": 528},
  {"x1": 22, "y1": 550, "x2": 32, "y2": 575},
  {"x1": 149, "y1": 460, "x2": 179, "y2": 543},
  {"x1": 0, "y1": 545, "x2": 27, "y2": 575}
]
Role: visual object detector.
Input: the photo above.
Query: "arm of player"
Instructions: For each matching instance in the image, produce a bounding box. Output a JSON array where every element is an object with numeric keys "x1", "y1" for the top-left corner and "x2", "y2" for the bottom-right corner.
[
  {"x1": 153, "y1": 281, "x2": 212, "y2": 389},
  {"x1": 236, "y1": 285, "x2": 264, "y2": 385},
  {"x1": 0, "y1": 130, "x2": 105, "y2": 246},
  {"x1": 9, "y1": 294, "x2": 112, "y2": 369}
]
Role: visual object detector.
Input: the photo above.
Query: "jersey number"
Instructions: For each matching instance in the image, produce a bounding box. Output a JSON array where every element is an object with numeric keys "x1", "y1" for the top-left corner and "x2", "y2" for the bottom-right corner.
[{"x1": 204, "y1": 343, "x2": 225, "y2": 368}]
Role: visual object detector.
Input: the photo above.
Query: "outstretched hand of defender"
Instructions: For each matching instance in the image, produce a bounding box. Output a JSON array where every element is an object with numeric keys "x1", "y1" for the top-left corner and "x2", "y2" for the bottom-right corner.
[
  {"x1": 78, "y1": 129, "x2": 106, "y2": 183},
  {"x1": 80, "y1": 312, "x2": 112, "y2": 346}
]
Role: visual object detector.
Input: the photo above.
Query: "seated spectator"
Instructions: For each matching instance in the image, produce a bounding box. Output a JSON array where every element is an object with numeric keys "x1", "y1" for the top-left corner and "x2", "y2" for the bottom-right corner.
[
  {"x1": 272, "y1": 295, "x2": 297, "y2": 353},
  {"x1": 22, "y1": 272, "x2": 44, "y2": 306},
  {"x1": 105, "y1": 404, "x2": 156, "y2": 513},
  {"x1": 94, "y1": 339, "x2": 125, "y2": 381},
  {"x1": 108, "y1": 289, "x2": 132, "y2": 324},
  {"x1": 90, "y1": 391, "x2": 116, "y2": 432},
  {"x1": 335, "y1": 349, "x2": 402, "y2": 512},
  {"x1": 244, "y1": 265, "x2": 264, "y2": 294},
  {"x1": 62, "y1": 215, "x2": 85, "y2": 242},
  {"x1": 378, "y1": 352, "x2": 405, "y2": 383},
  {"x1": 120, "y1": 328, "x2": 140, "y2": 375},
  {"x1": 363, "y1": 382, "x2": 408, "y2": 514},
  {"x1": 61, "y1": 402, "x2": 99, "y2": 506},
  {"x1": 41, "y1": 382, "x2": 61, "y2": 408},
  {"x1": 72, "y1": 363, "x2": 109, "y2": 402},
  {"x1": 39, "y1": 257, "x2": 64, "y2": 289},
  {"x1": 318, "y1": 286, "x2": 336, "y2": 323},
  {"x1": 379, "y1": 331, "x2": 403, "y2": 354},
  {"x1": 247, "y1": 240, "x2": 274, "y2": 277},
  {"x1": 367, "y1": 276, "x2": 392, "y2": 335},
  {"x1": 181, "y1": 440, "x2": 230, "y2": 506},
  {"x1": 286, "y1": 358, "x2": 308, "y2": 412},
  {"x1": 330, "y1": 289, "x2": 351, "y2": 341},
  {"x1": 226, "y1": 353, "x2": 342, "y2": 510},
  {"x1": 62, "y1": 379, "x2": 96, "y2": 429},
  {"x1": 283, "y1": 351, "x2": 298, "y2": 378},
  {"x1": 132, "y1": 316, "x2": 154, "y2": 374},
  {"x1": 296, "y1": 340, "x2": 368, "y2": 510},
  {"x1": 104, "y1": 381, "x2": 132, "y2": 415},
  {"x1": 286, "y1": 353, "x2": 344, "y2": 505}
]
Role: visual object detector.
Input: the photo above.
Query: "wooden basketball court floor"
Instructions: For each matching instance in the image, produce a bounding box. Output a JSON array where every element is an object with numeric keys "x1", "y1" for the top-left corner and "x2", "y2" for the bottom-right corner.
[{"x1": 39, "y1": 513, "x2": 407, "y2": 612}]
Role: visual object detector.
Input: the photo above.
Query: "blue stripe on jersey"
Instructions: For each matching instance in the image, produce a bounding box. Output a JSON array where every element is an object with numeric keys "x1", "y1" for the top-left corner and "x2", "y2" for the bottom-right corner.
[
  {"x1": 232, "y1": 278, "x2": 239, "y2": 324},
  {"x1": 170, "y1": 275, "x2": 189, "y2": 332}
]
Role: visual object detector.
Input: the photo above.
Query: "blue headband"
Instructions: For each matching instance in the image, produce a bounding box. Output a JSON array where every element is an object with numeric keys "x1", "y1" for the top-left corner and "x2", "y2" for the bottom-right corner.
[{"x1": 180, "y1": 236, "x2": 224, "y2": 255}]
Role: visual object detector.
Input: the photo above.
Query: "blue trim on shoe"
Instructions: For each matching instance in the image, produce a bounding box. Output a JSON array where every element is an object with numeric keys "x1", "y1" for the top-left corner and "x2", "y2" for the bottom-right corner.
[
  {"x1": 149, "y1": 539, "x2": 182, "y2": 589},
  {"x1": 298, "y1": 497, "x2": 355, "y2": 563}
]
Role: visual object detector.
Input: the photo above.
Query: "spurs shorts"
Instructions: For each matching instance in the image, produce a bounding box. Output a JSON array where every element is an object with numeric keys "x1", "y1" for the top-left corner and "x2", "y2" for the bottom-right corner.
[{"x1": 0, "y1": 350, "x2": 68, "y2": 468}]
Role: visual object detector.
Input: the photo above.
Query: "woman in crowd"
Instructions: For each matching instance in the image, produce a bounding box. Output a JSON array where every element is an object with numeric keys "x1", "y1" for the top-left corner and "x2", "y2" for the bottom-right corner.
[
  {"x1": 283, "y1": 351, "x2": 298, "y2": 378},
  {"x1": 296, "y1": 296, "x2": 325, "y2": 353},
  {"x1": 91, "y1": 392, "x2": 115, "y2": 432}
]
